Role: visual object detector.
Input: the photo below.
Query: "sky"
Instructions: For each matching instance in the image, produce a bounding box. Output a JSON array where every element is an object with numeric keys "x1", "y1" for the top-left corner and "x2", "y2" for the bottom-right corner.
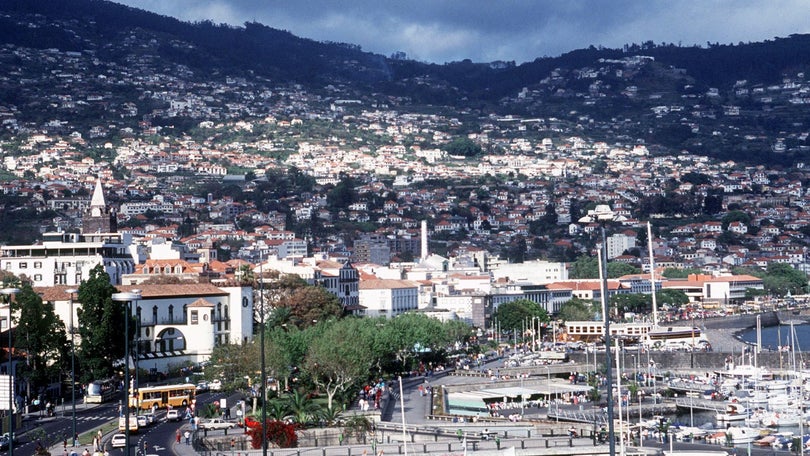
[{"x1": 112, "y1": 0, "x2": 810, "y2": 65}]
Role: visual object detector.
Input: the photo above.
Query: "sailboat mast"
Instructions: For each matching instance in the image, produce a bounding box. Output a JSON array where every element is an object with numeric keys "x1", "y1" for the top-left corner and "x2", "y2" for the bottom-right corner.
[{"x1": 791, "y1": 321, "x2": 803, "y2": 456}]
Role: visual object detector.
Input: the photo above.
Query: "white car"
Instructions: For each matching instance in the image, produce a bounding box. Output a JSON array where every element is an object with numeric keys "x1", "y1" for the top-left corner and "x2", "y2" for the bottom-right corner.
[
  {"x1": 199, "y1": 418, "x2": 236, "y2": 430},
  {"x1": 209, "y1": 379, "x2": 222, "y2": 391},
  {"x1": 166, "y1": 409, "x2": 181, "y2": 422},
  {"x1": 136, "y1": 415, "x2": 149, "y2": 428},
  {"x1": 110, "y1": 433, "x2": 128, "y2": 448}
]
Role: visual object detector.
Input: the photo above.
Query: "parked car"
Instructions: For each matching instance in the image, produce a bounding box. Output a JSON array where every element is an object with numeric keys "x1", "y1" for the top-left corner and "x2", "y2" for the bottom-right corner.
[
  {"x1": 166, "y1": 409, "x2": 181, "y2": 422},
  {"x1": 196, "y1": 381, "x2": 209, "y2": 393},
  {"x1": 199, "y1": 418, "x2": 235, "y2": 430},
  {"x1": 0, "y1": 436, "x2": 10, "y2": 451},
  {"x1": 208, "y1": 379, "x2": 222, "y2": 391},
  {"x1": 110, "y1": 434, "x2": 128, "y2": 448}
]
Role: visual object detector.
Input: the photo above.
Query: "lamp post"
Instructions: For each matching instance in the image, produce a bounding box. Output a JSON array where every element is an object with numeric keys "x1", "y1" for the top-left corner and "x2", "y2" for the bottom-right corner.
[
  {"x1": 258, "y1": 255, "x2": 267, "y2": 456},
  {"x1": 65, "y1": 288, "x2": 79, "y2": 450},
  {"x1": 579, "y1": 204, "x2": 617, "y2": 456},
  {"x1": 112, "y1": 290, "x2": 141, "y2": 456},
  {"x1": 0, "y1": 287, "x2": 19, "y2": 456}
]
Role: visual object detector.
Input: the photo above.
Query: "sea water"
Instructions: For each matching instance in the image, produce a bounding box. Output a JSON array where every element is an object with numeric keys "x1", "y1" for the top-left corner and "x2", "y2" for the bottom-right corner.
[{"x1": 738, "y1": 323, "x2": 810, "y2": 352}]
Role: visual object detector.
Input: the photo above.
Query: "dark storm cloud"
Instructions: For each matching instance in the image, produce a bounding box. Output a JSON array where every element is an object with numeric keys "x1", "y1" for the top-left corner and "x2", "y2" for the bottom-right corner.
[{"x1": 113, "y1": 0, "x2": 809, "y2": 64}]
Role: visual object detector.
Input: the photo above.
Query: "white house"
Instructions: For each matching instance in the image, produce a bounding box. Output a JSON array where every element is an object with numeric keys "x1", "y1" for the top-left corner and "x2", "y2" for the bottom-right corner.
[
  {"x1": 41, "y1": 283, "x2": 254, "y2": 374},
  {"x1": 358, "y1": 278, "x2": 419, "y2": 318}
]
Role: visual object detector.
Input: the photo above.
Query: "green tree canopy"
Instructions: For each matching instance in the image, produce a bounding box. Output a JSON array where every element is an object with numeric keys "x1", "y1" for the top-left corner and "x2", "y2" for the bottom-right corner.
[
  {"x1": 278, "y1": 285, "x2": 343, "y2": 328},
  {"x1": 610, "y1": 293, "x2": 650, "y2": 316},
  {"x1": 656, "y1": 289, "x2": 690, "y2": 309},
  {"x1": 443, "y1": 137, "x2": 482, "y2": 157},
  {"x1": 557, "y1": 297, "x2": 598, "y2": 322},
  {"x1": 76, "y1": 265, "x2": 126, "y2": 383},
  {"x1": 721, "y1": 210, "x2": 752, "y2": 230},
  {"x1": 326, "y1": 176, "x2": 357, "y2": 211},
  {"x1": 608, "y1": 262, "x2": 641, "y2": 278},
  {"x1": 305, "y1": 318, "x2": 374, "y2": 410},
  {"x1": 762, "y1": 263, "x2": 808, "y2": 296},
  {"x1": 569, "y1": 256, "x2": 599, "y2": 279},
  {"x1": 493, "y1": 299, "x2": 550, "y2": 333},
  {"x1": 378, "y1": 312, "x2": 447, "y2": 371},
  {"x1": 12, "y1": 283, "x2": 69, "y2": 395}
]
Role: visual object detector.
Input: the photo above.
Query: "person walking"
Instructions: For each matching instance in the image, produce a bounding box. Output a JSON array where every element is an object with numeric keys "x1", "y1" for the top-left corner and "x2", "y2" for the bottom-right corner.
[
  {"x1": 175, "y1": 429, "x2": 181, "y2": 444},
  {"x1": 184, "y1": 430, "x2": 190, "y2": 445}
]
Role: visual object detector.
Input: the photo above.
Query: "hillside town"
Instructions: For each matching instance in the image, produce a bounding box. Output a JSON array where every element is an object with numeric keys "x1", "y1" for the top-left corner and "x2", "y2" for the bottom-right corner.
[{"x1": 2, "y1": 11, "x2": 810, "y2": 366}]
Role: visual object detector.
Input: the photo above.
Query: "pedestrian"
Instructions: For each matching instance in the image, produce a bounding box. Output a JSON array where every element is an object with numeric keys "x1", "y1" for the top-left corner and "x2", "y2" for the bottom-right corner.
[
  {"x1": 176, "y1": 429, "x2": 181, "y2": 444},
  {"x1": 184, "y1": 430, "x2": 191, "y2": 445},
  {"x1": 74, "y1": 433, "x2": 80, "y2": 447}
]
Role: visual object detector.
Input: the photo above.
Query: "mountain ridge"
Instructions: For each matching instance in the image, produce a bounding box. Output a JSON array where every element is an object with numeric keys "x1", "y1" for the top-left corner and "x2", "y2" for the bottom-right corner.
[{"x1": 2, "y1": 0, "x2": 810, "y2": 165}]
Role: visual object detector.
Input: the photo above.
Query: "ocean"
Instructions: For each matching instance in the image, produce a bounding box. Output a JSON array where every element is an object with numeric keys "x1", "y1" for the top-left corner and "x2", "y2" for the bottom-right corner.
[{"x1": 738, "y1": 323, "x2": 810, "y2": 352}]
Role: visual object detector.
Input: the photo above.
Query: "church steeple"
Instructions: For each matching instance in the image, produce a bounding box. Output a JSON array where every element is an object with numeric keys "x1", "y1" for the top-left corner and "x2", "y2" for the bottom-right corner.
[
  {"x1": 89, "y1": 178, "x2": 106, "y2": 217},
  {"x1": 81, "y1": 177, "x2": 117, "y2": 234}
]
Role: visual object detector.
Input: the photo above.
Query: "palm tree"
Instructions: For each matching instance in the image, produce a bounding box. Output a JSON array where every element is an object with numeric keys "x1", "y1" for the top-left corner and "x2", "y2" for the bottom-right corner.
[
  {"x1": 265, "y1": 399, "x2": 290, "y2": 422},
  {"x1": 318, "y1": 405, "x2": 344, "y2": 427},
  {"x1": 286, "y1": 390, "x2": 320, "y2": 426}
]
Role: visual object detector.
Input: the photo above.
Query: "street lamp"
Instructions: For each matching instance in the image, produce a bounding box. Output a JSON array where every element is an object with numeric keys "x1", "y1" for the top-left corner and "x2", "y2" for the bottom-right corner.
[
  {"x1": 65, "y1": 288, "x2": 79, "y2": 450},
  {"x1": 579, "y1": 204, "x2": 619, "y2": 456},
  {"x1": 112, "y1": 290, "x2": 141, "y2": 456},
  {"x1": 0, "y1": 287, "x2": 19, "y2": 456},
  {"x1": 258, "y1": 256, "x2": 267, "y2": 456}
]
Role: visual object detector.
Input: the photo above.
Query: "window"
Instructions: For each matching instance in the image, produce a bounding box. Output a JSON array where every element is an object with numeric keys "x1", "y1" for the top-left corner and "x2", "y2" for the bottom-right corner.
[
  {"x1": 34, "y1": 261, "x2": 42, "y2": 269},
  {"x1": 19, "y1": 262, "x2": 27, "y2": 269},
  {"x1": 168, "y1": 305, "x2": 174, "y2": 323},
  {"x1": 152, "y1": 306, "x2": 158, "y2": 324},
  {"x1": 34, "y1": 274, "x2": 42, "y2": 281},
  {"x1": 190, "y1": 310, "x2": 198, "y2": 325}
]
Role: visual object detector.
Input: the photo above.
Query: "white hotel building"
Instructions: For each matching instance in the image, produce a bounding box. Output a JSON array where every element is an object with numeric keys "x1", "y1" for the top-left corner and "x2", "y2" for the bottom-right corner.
[{"x1": 41, "y1": 283, "x2": 254, "y2": 373}]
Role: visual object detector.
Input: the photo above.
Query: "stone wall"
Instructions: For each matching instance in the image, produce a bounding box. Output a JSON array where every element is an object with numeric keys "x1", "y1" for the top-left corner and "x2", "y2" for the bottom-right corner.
[{"x1": 569, "y1": 350, "x2": 798, "y2": 374}]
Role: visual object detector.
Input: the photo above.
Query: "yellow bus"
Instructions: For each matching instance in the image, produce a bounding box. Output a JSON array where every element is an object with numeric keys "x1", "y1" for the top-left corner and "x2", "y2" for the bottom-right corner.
[{"x1": 130, "y1": 383, "x2": 196, "y2": 411}]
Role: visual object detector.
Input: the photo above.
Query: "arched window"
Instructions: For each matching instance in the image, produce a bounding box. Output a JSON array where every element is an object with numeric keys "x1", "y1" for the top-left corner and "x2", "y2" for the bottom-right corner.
[
  {"x1": 168, "y1": 305, "x2": 174, "y2": 323},
  {"x1": 152, "y1": 306, "x2": 158, "y2": 324},
  {"x1": 224, "y1": 305, "x2": 229, "y2": 319}
]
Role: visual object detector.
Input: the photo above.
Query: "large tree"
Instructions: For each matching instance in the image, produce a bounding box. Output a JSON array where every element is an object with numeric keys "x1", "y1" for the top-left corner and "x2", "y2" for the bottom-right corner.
[
  {"x1": 280, "y1": 285, "x2": 343, "y2": 328},
  {"x1": 762, "y1": 263, "x2": 809, "y2": 297},
  {"x1": 557, "y1": 297, "x2": 597, "y2": 322},
  {"x1": 205, "y1": 340, "x2": 259, "y2": 390},
  {"x1": 305, "y1": 318, "x2": 373, "y2": 410},
  {"x1": 76, "y1": 265, "x2": 127, "y2": 383},
  {"x1": 493, "y1": 299, "x2": 550, "y2": 333},
  {"x1": 568, "y1": 256, "x2": 599, "y2": 279},
  {"x1": 11, "y1": 283, "x2": 69, "y2": 397},
  {"x1": 378, "y1": 312, "x2": 447, "y2": 372}
]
